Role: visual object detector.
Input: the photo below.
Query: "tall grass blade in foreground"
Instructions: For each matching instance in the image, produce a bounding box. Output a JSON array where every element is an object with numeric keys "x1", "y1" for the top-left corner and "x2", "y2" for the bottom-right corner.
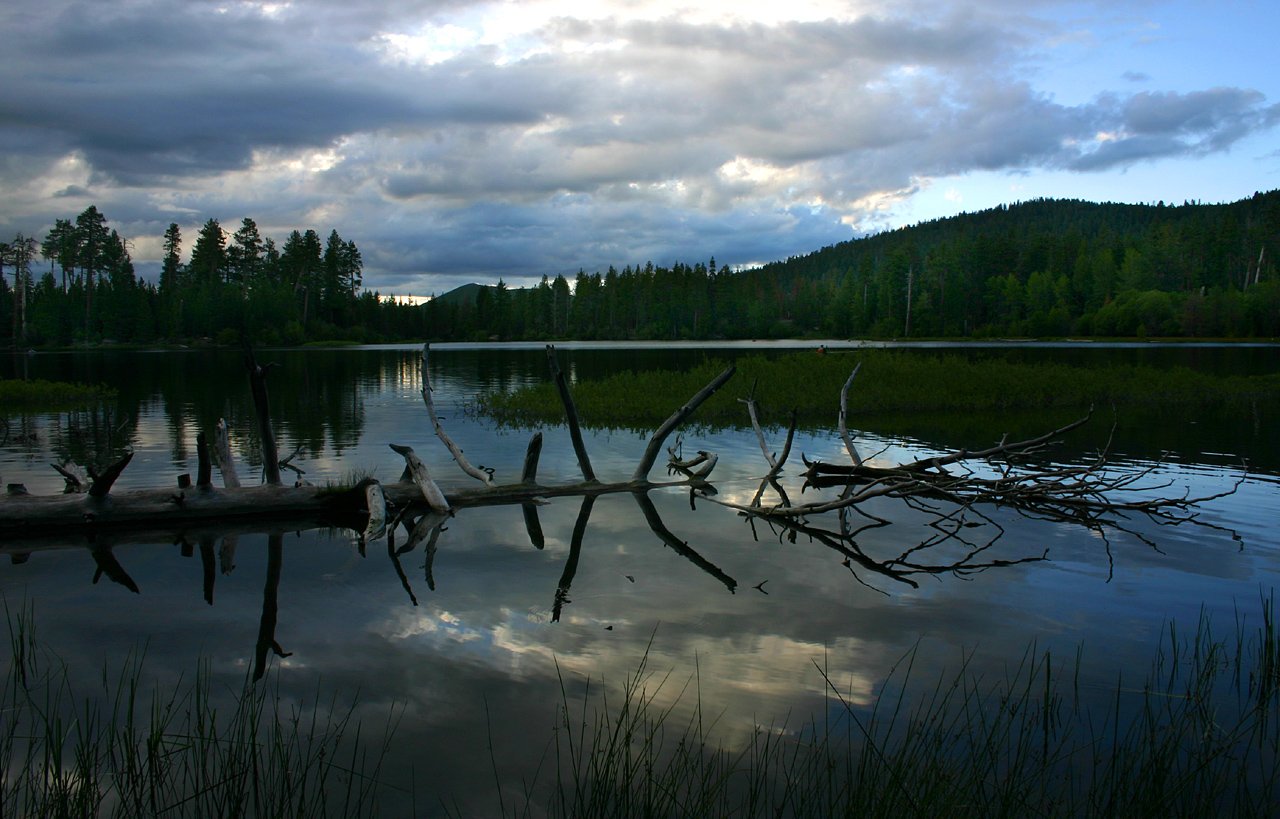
[
  {"x1": 1, "y1": 600, "x2": 398, "y2": 818},
  {"x1": 525, "y1": 595, "x2": 1280, "y2": 818}
]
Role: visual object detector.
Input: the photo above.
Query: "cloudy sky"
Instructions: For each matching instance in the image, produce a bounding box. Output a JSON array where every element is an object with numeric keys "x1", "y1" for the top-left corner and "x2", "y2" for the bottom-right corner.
[{"x1": 2, "y1": 0, "x2": 1278, "y2": 296}]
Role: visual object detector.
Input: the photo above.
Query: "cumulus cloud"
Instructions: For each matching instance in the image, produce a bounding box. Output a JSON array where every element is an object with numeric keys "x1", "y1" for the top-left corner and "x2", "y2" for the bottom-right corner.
[{"x1": 0, "y1": 0, "x2": 1276, "y2": 292}]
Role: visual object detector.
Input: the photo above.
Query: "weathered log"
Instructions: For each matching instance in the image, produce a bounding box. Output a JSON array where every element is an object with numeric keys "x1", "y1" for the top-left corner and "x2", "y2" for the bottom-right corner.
[
  {"x1": 363, "y1": 480, "x2": 388, "y2": 541},
  {"x1": 739, "y1": 383, "x2": 776, "y2": 470},
  {"x1": 838, "y1": 363, "x2": 863, "y2": 466},
  {"x1": 214, "y1": 418, "x2": 241, "y2": 488},
  {"x1": 547, "y1": 345, "x2": 596, "y2": 482},
  {"x1": 422, "y1": 344, "x2": 495, "y2": 486},
  {"x1": 633, "y1": 365, "x2": 736, "y2": 482},
  {"x1": 389, "y1": 444, "x2": 450, "y2": 513},
  {"x1": 0, "y1": 474, "x2": 712, "y2": 543}
]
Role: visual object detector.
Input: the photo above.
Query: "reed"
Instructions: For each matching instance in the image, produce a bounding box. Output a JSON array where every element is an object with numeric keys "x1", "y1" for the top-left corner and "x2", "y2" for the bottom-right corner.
[
  {"x1": 1, "y1": 601, "x2": 398, "y2": 818},
  {"x1": 503, "y1": 593, "x2": 1280, "y2": 818},
  {"x1": 6, "y1": 593, "x2": 1278, "y2": 816}
]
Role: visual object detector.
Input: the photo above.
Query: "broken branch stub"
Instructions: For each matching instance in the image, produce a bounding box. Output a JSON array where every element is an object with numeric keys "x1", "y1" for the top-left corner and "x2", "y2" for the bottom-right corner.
[
  {"x1": 389, "y1": 443, "x2": 450, "y2": 513},
  {"x1": 88, "y1": 452, "x2": 134, "y2": 498}
]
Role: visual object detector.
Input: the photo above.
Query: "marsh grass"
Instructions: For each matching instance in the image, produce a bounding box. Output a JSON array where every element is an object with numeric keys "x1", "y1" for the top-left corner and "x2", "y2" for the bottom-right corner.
[
  {"x1": 475, "y1": 351, "x2": 1280, "y2": 430},
  {"x1": 505, "y1": 594, "x2": 1280, "y2": 818},
  {"x1": 6, "y1": 595, "x2": 1279, "y2": 817},
  {"x1": 0, "y1": 378, "x2": 116, "y2": 410},
  {"x1": 1, "y1": 602, "x2": 398, "y2": 818}
]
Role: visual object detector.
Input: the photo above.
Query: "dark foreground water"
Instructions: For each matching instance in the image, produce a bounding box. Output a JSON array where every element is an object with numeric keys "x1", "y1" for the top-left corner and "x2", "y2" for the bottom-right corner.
[{"x1": 2, "y1": 341, "x2": 1278, "y2": 815}]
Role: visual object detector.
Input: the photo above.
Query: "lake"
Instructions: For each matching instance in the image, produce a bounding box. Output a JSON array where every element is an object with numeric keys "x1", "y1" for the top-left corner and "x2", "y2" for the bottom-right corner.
[{"x1": 2, "y1": 341, "x2": 1278, "y2": 815}]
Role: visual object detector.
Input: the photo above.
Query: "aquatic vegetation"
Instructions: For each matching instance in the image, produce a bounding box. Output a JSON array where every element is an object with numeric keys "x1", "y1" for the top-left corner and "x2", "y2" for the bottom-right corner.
[
  {"x1": 4, "y1": 594, "x2": 1278, "y2": 816},
  {"x1": 518, "y1": 595, "x2": 1280, "y2": 818},
  {"x1": 0, "y1": 378, "x2": 116, "y2": 410},
  {"x1": 1, "y1": 602, "x2": 397, "y2": 818},
  {"x1": 474, "y1": 351, "x2": 1280, "y2": 429}
]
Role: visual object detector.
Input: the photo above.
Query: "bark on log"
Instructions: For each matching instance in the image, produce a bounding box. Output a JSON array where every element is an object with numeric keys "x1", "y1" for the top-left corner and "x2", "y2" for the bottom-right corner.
[{"x1": 363, "y1": 480, "x2": 388, "y2": 541}]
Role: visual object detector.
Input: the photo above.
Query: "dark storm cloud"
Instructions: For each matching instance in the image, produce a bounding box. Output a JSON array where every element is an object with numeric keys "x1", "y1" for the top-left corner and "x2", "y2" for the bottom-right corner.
[
  {"x1": 1, "y1": 0, "x2": 1277, "y2": 290},
  {"x1": 0, "y1": 0, "x2": 574, "y2": 185},
  {"x1": 1067, "y1": 88, "x2": 1280, "y2": 171}
]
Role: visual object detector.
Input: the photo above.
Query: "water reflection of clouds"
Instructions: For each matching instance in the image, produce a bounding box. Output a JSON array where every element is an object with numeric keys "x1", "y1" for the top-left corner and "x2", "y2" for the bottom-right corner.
[{"x1": 4, "y1": 347, "x2": 1280, "y2": 812}]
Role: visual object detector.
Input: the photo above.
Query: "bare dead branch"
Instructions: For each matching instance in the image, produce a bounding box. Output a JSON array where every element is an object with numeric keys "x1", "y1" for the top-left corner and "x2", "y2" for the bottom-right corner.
[{"x1": 422, "y1": 344, "x2": 495, "y2": 486}]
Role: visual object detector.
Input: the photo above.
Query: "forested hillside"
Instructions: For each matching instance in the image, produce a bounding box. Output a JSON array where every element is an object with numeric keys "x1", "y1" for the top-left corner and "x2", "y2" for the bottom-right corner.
[
  {"x1": 2, "y1": 191, "x2": 1277, "y2": 347},
  {"x1": 424, "y1": 191, "x2": 1280, "y2": 340}
]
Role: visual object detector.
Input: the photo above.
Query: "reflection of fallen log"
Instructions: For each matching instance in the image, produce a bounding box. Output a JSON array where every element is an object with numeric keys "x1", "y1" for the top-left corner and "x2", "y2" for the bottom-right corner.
[{"x1": 0, "y1": 345, "x2": 736, "y2": 544}]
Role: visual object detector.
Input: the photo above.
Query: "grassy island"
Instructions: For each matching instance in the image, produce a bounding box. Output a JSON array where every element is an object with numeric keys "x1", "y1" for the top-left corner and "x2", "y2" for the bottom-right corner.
[
  {"x1": 475, "y1": 351, "x2": 1280, "y2": 430},
  {"x1": 0, "y1": 378, "x2": 117, "y2": 410}
]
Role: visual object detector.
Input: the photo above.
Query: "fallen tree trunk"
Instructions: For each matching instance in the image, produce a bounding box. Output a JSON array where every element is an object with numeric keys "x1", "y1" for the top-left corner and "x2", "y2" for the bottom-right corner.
[{"x1": 0, "y1": 474, "x2": 715, "y2": 543}]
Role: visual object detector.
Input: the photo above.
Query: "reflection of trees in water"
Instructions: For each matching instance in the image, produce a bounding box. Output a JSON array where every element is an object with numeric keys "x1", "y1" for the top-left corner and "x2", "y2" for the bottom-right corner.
[{"x1": 45, "y1": 405, "x2": 139, "y2": 473}]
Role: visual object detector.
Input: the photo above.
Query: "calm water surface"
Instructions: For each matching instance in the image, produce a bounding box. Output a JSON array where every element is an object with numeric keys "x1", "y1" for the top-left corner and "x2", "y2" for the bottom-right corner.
[{"x1": 2, "y1": 342, "x2": 1278, "y2": 814}]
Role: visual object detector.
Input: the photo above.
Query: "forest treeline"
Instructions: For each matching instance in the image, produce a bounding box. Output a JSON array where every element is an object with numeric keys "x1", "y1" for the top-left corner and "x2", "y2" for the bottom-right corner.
[
  {"x1": 0, "y1": 209, "x2": 422, "y2": 346},
  {"x1": 2, "y1": 191, "x2": 1278, "y2": 347},
  {"x1": 426, "y1": 191, "x2": 1279, "y2": 341}
]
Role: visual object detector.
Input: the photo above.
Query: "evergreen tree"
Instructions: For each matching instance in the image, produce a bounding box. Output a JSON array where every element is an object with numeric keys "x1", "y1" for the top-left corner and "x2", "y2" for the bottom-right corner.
[{"x1": 188, "y1": 219, "x2": 227, "y2": 286}]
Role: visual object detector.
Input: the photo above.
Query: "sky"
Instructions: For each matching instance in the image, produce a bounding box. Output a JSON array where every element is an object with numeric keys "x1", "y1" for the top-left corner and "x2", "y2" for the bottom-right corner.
[{"x1": 2, "y1": 0, "x2": 1278, "y2": 297}]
